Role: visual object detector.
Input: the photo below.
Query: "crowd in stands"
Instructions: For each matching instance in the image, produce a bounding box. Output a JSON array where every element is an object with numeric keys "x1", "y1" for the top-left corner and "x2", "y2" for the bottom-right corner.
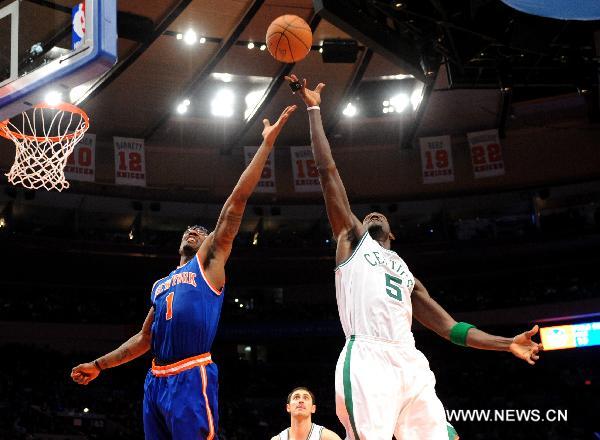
[{"x1": 1, "y1": 272, "x2": 598, "y2": 325}]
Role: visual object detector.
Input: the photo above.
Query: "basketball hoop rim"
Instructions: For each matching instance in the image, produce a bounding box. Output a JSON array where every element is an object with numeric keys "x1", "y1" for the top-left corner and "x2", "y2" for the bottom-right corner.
[{"x1": 0, "y1": 102, "x2": 90, "y2": 143}]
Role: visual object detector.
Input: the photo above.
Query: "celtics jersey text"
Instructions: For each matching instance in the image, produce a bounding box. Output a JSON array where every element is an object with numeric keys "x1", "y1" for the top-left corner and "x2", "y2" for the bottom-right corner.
[
  {"x1": 150, "y1": 254, "x2": 224, "y2": 362},
  {"x1": 335, "y1": 231, "x2": 415, "y2": 343}
]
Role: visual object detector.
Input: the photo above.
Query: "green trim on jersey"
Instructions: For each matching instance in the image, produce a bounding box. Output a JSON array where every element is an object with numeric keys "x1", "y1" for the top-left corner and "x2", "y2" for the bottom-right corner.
[
  {"x1": 447, "y1": 422, "x2": 459, "y2": 439},
  {"x1": 335, "y1": 231, "x2": 370, "y2": 271},
  {"x1": 343, "y1": 336, "x2": 360, "y2": 440}
]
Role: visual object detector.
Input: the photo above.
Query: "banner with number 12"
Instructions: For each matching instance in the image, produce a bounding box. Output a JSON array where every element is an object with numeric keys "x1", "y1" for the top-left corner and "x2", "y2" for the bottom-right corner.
[{"x1": 114, "y1": 137, "x2": 147, "y2": 187}]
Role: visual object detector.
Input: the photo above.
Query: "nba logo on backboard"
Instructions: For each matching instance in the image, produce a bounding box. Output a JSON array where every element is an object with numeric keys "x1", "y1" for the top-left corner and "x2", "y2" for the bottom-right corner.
[{"x1": 72, "y1": 3, "x2": 86, "y2": 50}]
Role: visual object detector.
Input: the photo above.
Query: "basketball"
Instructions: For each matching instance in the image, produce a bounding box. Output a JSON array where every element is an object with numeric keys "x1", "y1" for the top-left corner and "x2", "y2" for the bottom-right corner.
[{"x1": 266, "y1": 15, "x2": 312, "y2": 63}]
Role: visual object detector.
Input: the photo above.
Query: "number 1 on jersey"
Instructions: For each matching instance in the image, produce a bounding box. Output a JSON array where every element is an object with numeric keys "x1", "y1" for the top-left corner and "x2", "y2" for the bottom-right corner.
[{"x1": 165, "y1": 292, "x2": 174, "y2": 320}]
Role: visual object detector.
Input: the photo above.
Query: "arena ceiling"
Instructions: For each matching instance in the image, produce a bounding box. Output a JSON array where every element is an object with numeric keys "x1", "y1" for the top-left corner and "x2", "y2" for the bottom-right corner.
[
  {"x1": 0, "y1": 0, "x2": 598, "y2": 235},
  {"x1": 12, "y1": 0, "x2": 597, "y2": 151}
]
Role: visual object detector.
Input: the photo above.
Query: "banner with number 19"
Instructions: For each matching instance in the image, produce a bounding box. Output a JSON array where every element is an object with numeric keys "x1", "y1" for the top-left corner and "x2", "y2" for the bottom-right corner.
[{"x1": 419, "y1": 135, "x2": 455, "y2": 184}]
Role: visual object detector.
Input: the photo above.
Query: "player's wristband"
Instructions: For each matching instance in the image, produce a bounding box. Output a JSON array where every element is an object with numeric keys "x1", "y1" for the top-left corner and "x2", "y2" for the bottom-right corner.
[
  {"x1": 93, "y1": 360, "x2": 103, "y2": 372},
  {"x1": 450, "y1": 322, "x2": 476, "y2": 346},
  {"x1": 306, "y1": 106, "x2": 320, "y2": 111}
]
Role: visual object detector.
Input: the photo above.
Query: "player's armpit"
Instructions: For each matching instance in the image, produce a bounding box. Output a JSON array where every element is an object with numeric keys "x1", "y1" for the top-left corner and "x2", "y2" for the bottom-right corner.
[{"x1": 140, "y1": 306, "x2": 154, "y2": 344}]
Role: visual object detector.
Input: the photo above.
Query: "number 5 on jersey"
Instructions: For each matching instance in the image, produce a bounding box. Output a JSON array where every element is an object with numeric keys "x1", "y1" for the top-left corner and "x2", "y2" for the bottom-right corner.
[
  {"x1": 165, "y1": 292, "x2": 174, "y2": 320},
  {"x1": 385, "y1": 274, "x2": 403, "y2": 301}
]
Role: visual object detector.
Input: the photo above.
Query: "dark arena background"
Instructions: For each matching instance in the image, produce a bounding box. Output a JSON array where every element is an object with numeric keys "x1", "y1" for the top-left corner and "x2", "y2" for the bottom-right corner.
[{"x1": 1, "y1": 0, "x2": 599, "y2": 439}]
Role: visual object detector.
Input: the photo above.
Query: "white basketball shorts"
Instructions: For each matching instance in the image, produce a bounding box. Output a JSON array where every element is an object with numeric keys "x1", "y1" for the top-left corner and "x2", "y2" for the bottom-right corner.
[{"x1": 335, "y1": 335, "x2": 449, "y2": 440}]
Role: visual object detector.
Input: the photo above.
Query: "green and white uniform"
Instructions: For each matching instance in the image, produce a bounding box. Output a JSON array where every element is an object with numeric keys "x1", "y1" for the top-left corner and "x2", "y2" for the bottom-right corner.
[
  {"x1": 276, "y1": 423, "x2": 324, "y2": 440},
  {"x1": 334, "y1": 231, "x2": 449, "y2": 439}
]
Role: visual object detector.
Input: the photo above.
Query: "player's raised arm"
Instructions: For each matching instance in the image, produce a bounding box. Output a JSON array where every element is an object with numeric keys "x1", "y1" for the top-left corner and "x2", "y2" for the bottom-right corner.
[
  {"x1": 286, "y1": 75, "x2": 364, "y2": 251},
  {"x1": 411, "y1": 278, "x2": 543, "y2": 365},
  {"x1": 198, "y1": 105, "x2": 296, "y2": 282},
  {"x1": 71, "y1": 307, "x2": 154, "y2": 385}
]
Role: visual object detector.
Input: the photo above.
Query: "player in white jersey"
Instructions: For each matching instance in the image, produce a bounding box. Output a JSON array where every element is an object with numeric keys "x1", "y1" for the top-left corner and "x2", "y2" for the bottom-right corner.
[
  {"x1": 271, "y1": 387, "x2": 342, "y2": 440},
  {"x1": 285, "y1": 74, "x2": 543, "y2": 440}
]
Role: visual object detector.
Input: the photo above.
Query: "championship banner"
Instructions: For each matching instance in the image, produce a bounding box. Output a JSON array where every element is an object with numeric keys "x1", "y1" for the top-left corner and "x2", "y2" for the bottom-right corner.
[
  {"x1": 64, "y1": 133, "x2": 95, "y2": 182},
  {"x1": 467, "y1": 129, "x2": 505, "y2": 179},
  {"x1": 114, "y1": 137, "x2": 146, "y2": 187},
  {"x1": 290, "y1": 146, "x2": 320, "y2": 192},
  {"x1": 244, "y1": 146, "x2": 275, "y2": 193},
  {"x1": 419, "y1": 135, "x2": 454, "y2": 184}
]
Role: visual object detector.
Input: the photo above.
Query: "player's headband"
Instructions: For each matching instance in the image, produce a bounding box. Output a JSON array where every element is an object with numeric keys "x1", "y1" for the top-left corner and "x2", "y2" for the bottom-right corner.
[{"x1": 186, "y1": 225, "x2": 209, "y2": 235}]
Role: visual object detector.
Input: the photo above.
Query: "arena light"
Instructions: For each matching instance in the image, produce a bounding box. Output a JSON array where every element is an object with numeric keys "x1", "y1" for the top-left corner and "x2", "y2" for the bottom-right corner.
[
  {"x1": 199, "y1": 37, "x2": 206, "y2": 44},
  {"x1": 183, "y1": 29, "x2": 197, "y2": 45},
  {"x1": 211, "y1": 89, "x2": 235, "y2": 117},
  {"x1": 44, "y1": 90, "x2": 63, "y2": 106},
  {"x1": 247, "y1": 42, "x2": 255, "y2": 49},
  {"x1": 212, "y1": 72, "x2": 233, "y2": 83},
  {"x1": 176, "y1": 98, "x2": 190, "y2": 114},
  {"x1": 69, "y1": 84, "x2": 88, "y2": 103},
  {"x1": 389, "y1": 93, "x2": 409, "y2": 112},
  {"x1": 245, "y1": 89, "x2": 266, "y2": 119},
  {"x1": 176, "y1": 33, "x2": 183, "y2": 40},
  {"x1": 259, "y1": 44, "x2": 266, "y2": 51},
  {"x1": 0, "y1": 217, "x2": 5, "y2": 228},
  {"x1": 411, "y1": 84, "x2": 425, "y2": 110},
  {"x1": 176, "y1": 103, "x2": 188, "y2": 114},
  {"x1": 342, "y1": 102, "x2": 357, "y2": 117}
]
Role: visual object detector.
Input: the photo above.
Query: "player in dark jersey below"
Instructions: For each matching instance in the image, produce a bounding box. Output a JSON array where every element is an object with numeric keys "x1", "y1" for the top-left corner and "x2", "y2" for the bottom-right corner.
[
  {"x1": 271, "y1": 387, "x2": 342, "y2": 440},
  {"x1": 286, "y1": 73, "x2": 543, "y2": 440},
  {"x1": 71, "y1": 105, "x2": 297, "y2": 440}
]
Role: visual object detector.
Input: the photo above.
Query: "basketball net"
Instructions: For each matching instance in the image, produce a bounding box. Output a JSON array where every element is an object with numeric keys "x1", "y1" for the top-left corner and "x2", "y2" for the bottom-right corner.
[{"x1": 0, "y1": 102, "x2": 89, "y2": 191}]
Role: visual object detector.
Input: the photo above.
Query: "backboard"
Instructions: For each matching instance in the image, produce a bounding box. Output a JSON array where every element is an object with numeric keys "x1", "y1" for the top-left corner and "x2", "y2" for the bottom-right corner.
[{"x1": 0, "y1": 0, "x2": 117, "y2": 121}]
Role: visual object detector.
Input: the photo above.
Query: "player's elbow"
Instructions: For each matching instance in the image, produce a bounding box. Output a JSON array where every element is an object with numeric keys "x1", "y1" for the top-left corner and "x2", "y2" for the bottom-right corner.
[
  {"x1": 138, "y1": 331, "x2": 152, "y2": 353},
  {"x1": 223, "y1": 192, "x2": 250, "y2": 218},
  {"x1": 317, "y1": 163, "x2": 337, "y2": 176}
]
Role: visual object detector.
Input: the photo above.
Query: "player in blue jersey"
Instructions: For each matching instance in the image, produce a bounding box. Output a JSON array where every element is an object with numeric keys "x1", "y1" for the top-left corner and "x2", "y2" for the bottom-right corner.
[{"x1": 70, "y1": 104, "x2": 297, "y2": 440}]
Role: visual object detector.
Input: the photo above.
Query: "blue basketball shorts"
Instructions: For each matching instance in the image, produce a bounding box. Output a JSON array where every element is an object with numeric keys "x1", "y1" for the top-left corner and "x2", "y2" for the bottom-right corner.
[{"x1": 143, "y1": 353, "x2": 219, "y2": 440}]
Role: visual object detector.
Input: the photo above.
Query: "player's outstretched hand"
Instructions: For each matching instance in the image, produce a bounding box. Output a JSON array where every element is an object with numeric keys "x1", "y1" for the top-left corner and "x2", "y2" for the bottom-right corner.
[
  {"x1": 509, "y1": 325, "x2": 544, "y2": 365},
  {"x1": 285, "y1": 74, "x2": 325, "y2": 107},
  {"x1": 262, "y1": 105, "x2": 297, "y2": 146},
  {"x1": 71, "y1": 362, "x2": 100, "y2": 385}
]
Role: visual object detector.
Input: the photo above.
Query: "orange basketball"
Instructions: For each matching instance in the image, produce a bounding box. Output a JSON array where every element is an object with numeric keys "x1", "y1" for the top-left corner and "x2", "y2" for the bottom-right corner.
[{"x1": 266, "y1": 15, "x2": 312, "y2": 63}]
